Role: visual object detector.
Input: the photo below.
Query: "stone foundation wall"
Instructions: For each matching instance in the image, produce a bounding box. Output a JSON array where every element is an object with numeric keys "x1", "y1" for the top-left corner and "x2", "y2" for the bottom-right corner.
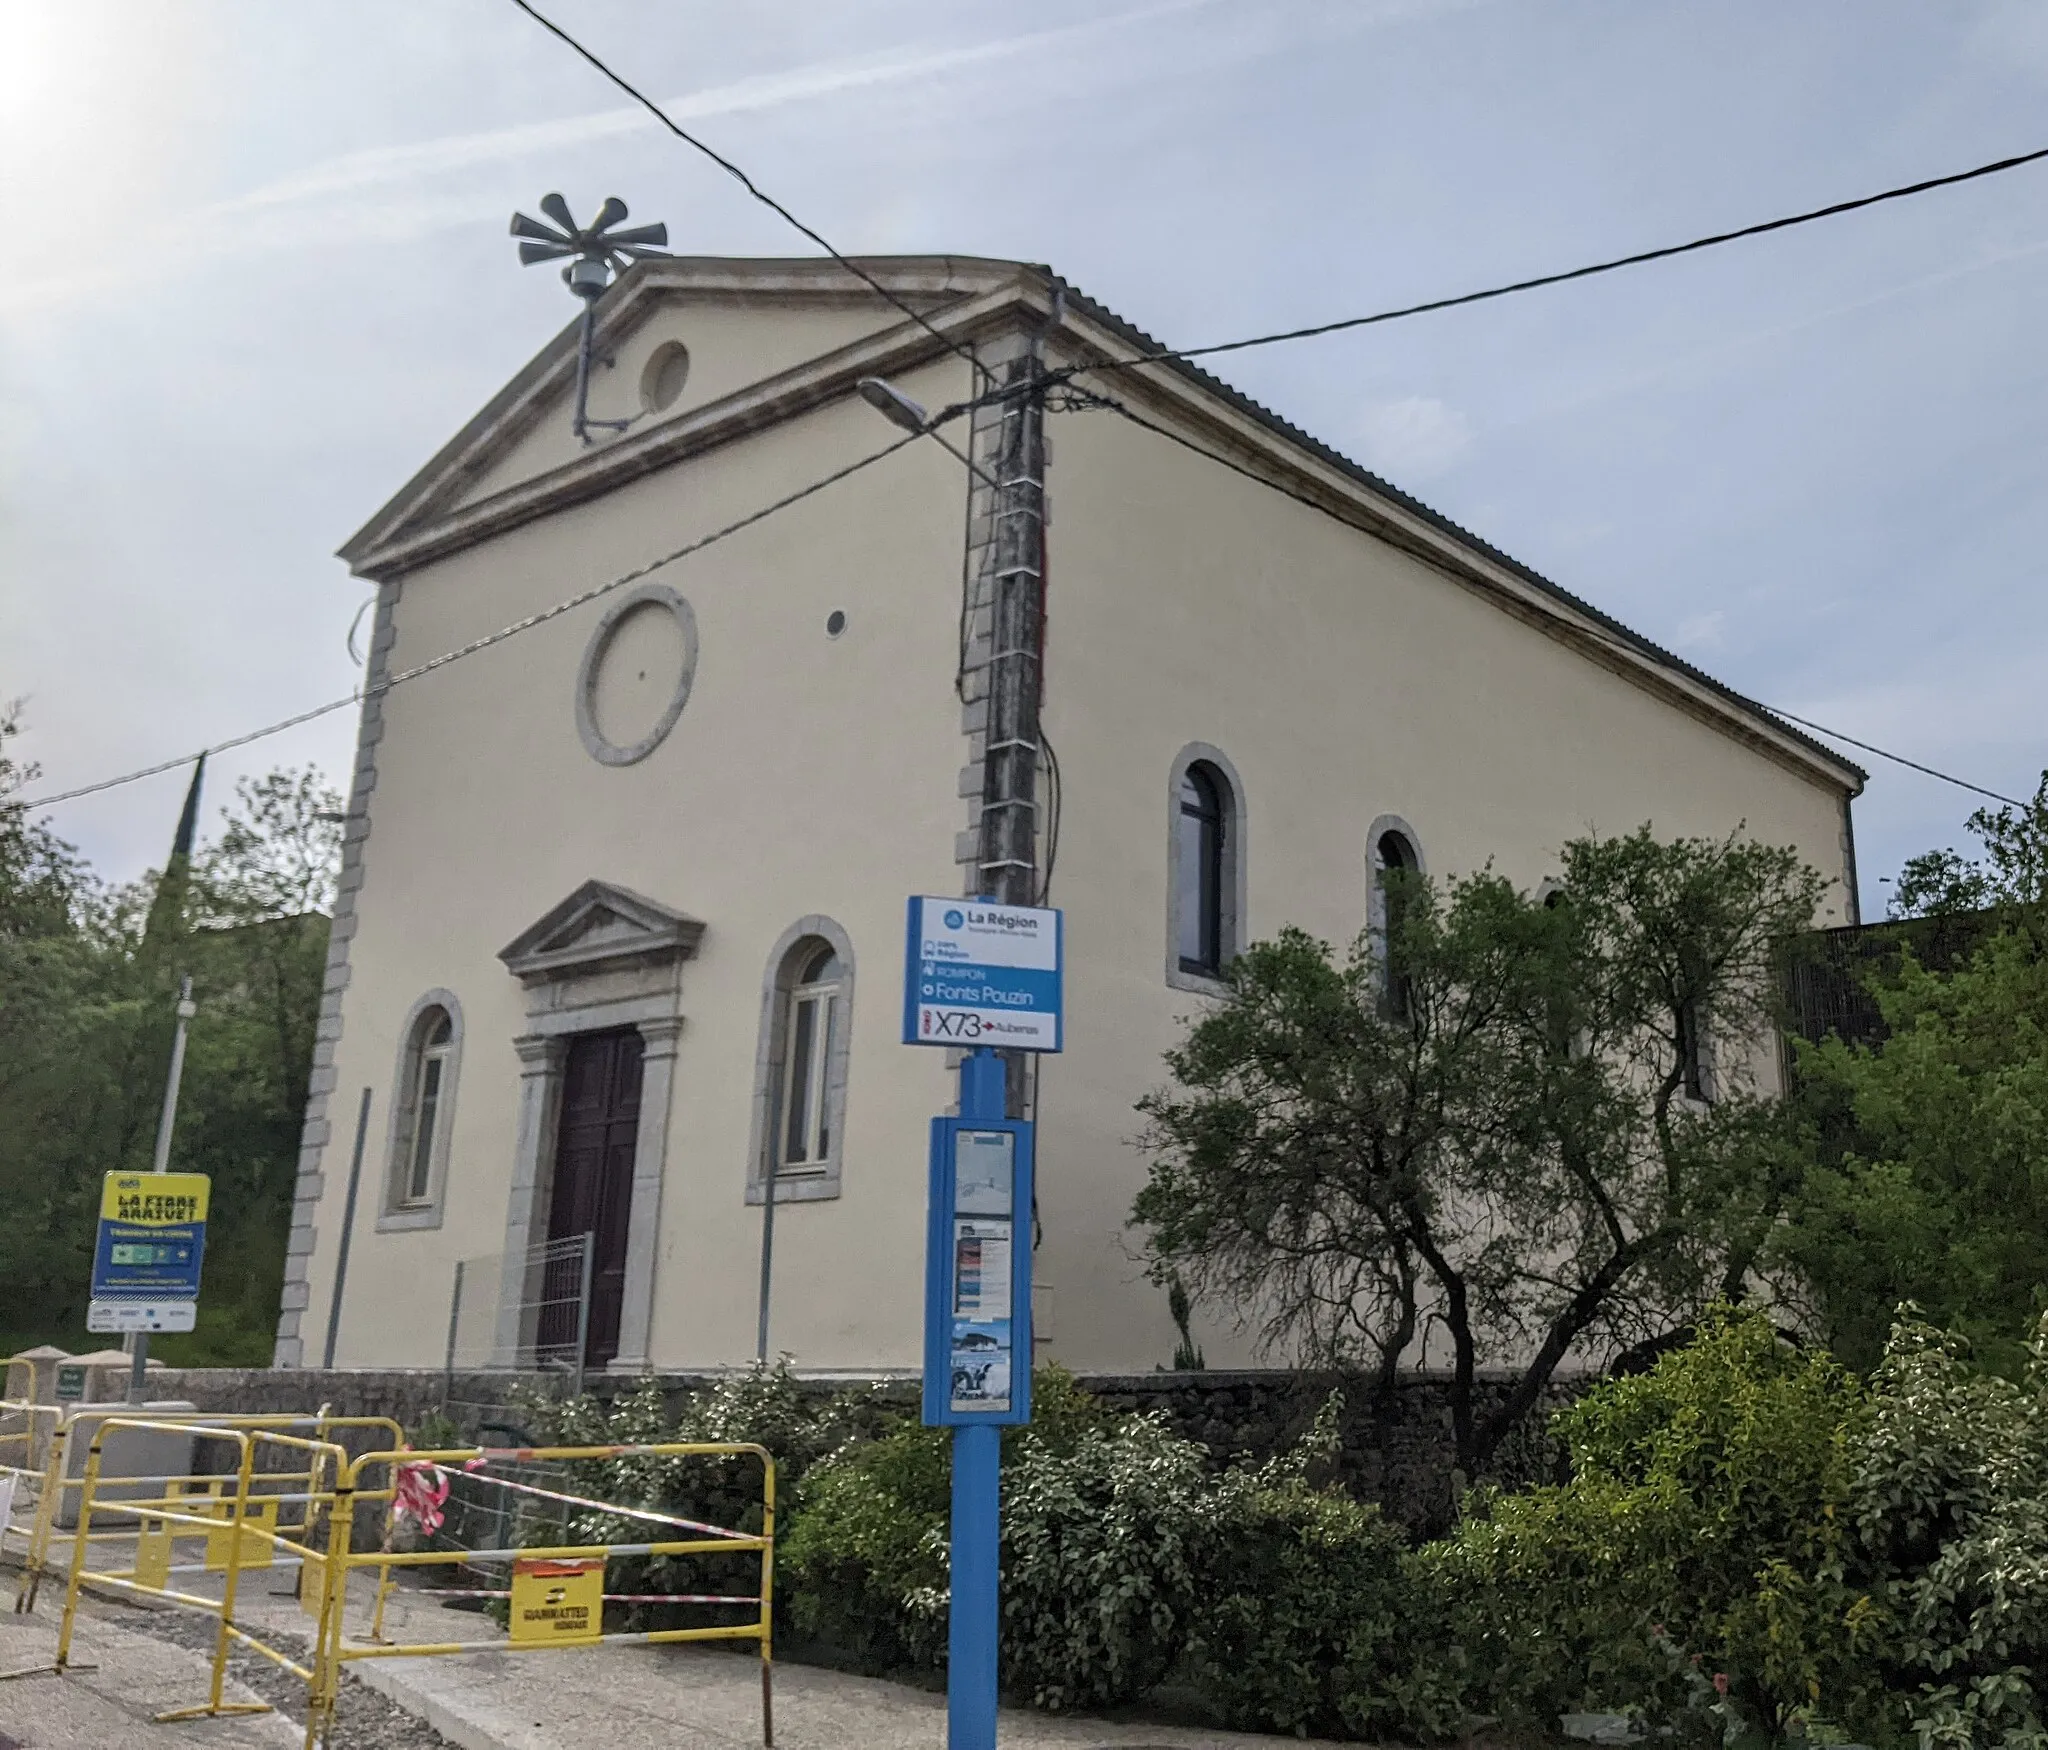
[{"x1": 143, "y1": 1363, "x2": 1584, "y2": 1535}]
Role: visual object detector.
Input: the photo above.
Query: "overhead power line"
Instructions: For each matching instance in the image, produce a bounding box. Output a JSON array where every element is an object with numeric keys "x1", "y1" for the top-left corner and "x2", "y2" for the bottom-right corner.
[
  {"x1": 20, "y1": 431, "x2": 924, "y2": 812},
  {"x1": 498, "y1": 6, "x2": 2038, "y2": 810},
  {"x1": 1031, "y1": 143, "x2": 2048, "y2": 393},
  {"x1": 504, "y1": 0, "x2": 981, "y2": 372},
  {"x1": 1756, "y1": 710, "x2": 2026, "y2": 809},
  {"x1": 43, "y1": 37, "x2": 2033, "y2": 822},
  {"x1": 1066, "y1": 386, "x2": 2028, "y2": 811}
]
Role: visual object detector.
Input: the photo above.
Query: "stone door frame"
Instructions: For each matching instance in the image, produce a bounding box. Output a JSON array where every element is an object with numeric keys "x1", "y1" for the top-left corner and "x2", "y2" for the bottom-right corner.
[{"x1": 496, "y1": 879, "x2": 704, "y2": 1371}]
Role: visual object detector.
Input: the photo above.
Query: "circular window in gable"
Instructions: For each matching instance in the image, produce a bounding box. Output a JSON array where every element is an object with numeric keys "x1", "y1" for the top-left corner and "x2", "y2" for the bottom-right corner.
[
  {"x1": 640, "y1": 340, "x2": 691, "y2": 414},
  {"x1": 575, "y1": 583, "x2": 699, "y2": 767}
]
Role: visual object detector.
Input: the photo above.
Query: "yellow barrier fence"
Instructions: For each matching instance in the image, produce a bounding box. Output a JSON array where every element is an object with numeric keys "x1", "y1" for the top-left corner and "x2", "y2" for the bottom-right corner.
[
  {"x1": 0, "y1": 1356, "x2": 62, "y2": 1603},
  {"x1": 0, "y1": 1418, "x2": 776, "y2": 1749},
  {"x1": 7, "y1": 1409, "x2": 404, "y2": 1614},
  {"x1": 312, "y1": 1441, "x2": 778, "y2": 1748},
  {"x1": 0, "y1": 1419, "x2": 355, "y2": 1724}
]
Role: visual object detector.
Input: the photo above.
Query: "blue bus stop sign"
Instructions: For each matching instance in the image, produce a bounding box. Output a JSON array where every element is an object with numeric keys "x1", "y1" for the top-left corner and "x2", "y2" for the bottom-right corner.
[{"x1": 902, "y1": 896, "x2": 1062, "y2": 1052}]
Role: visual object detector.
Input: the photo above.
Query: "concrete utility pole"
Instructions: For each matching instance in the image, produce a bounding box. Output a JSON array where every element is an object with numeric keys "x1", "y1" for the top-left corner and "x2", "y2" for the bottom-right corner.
[
  {"x1": 977, "y1": 345, "x2": 1047, "y2": 906},
  {"x1": 976, "y1": 341, "x2": 1048, "y2": 1112},
  {"x1": 949, "y1": 333, "x2": 1047, "y2": 1750},
  {"x1": 129, "y1": 975, "x2": 196, "y2": 1402},
  {"x1": 859, "y1": 309, "x2": 1056, "y2": 1750}
]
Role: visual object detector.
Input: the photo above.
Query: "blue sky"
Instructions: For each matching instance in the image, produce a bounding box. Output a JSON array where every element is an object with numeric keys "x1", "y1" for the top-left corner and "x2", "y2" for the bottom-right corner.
[{"x1": 4, "y1": 0, "x2": 2044, "y2": 911}]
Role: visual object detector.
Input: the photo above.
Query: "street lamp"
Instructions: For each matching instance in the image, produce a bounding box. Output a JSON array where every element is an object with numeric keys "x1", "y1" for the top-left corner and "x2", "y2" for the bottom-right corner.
[
  {"x1": 857, "y1": 376, "x2": 998, "y2": 488},
  {"x1": 857, "y1": 376, "x2": 931, "y2": 431}
]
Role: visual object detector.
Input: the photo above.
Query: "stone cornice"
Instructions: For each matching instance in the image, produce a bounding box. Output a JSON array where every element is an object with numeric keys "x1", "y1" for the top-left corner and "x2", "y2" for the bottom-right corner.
[
  {"x1": 499, "y1": 878, "x2": 705, "y2": 987},
  {"x1": 341, "y1": 254, "x2": 1860, "y2": 800},
  {"x1": 338, "y1": 256, "x2": 1026, "y2": 577}
]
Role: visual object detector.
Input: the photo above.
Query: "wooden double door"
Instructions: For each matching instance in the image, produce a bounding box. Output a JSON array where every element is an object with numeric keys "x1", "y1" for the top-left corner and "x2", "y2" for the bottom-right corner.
[{"x1": 542, "y1": 1027, "x2": 643, "y2": 1369}]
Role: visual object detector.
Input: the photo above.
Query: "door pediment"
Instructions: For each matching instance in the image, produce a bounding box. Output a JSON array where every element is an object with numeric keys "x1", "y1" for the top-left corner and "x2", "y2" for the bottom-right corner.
[{"x1": 498, "y1": 879, "x2": 704, "y2": 987}]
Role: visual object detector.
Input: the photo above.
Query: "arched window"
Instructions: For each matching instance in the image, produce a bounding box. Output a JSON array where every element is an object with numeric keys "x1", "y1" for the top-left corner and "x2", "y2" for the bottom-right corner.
[
  {"x1": 1167, "y1": 746, "x2": 1244, "y2": 990},
  {"x1": 386, "y1": 995, "x2": 461, "y2": 1220},
  {"x1": 749, "y1": 919, "x2": 856, "y2": 1204},
  {"x1": 1678, "y1": 999, "x2": 1711, "y2": 1102},
  {"x1": 779, "y1": 943, "x2": 842, "y2": 1170},
  {"x1": 1540, "y1": 885, "x2": 1576, "y2": 1058},
  {"x1": 1178, "y1": 766, "x2": 1226, "y2": 976},
  {"x1": 1367, "y1": 818, "x2": 1425, "y2": 1021}
]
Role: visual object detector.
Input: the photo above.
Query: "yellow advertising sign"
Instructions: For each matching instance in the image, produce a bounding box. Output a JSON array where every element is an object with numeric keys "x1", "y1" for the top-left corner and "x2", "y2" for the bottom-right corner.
[
  {"x1": 100, "y1": 1172, "x2": 210, "y2": 1225},
  {"x1": 509, "y1": 1556, "x2": 604, "y2": 1645}
]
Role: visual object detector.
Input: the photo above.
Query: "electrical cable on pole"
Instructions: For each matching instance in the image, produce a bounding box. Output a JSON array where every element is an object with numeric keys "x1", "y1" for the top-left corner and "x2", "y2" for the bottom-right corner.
[
  {"x1": 20, "y1": 428, "x2": 927, "y2": 813},
  {"x1": 1019, "y1": 141, "x2": 2048, "y2": 395}
]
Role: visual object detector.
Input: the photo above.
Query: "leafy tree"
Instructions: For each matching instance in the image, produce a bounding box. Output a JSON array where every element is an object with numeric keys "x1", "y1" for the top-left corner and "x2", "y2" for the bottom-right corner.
[
  {"x1": 0, "y1": 722, "x2": 338, "y2": 1364},
  {"x1": 160, "y1": 768, "x2": 341, "y2": 1358},
  {"x1": 1780, "y1": 772, "x2": 2048, "y2": 1374},
  {"x1": 1133, "y1": 827, "x2": 1823, "y2": 1475}
]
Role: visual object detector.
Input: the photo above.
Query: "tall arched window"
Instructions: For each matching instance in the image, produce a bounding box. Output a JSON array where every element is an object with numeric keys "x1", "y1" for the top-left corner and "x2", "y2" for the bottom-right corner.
[
  {"x1": 749, "y1": 919, "x2": 856, "y2": 1204},
  {"x1": 389, "y1": 998, "x2": 458, "y2": 1215},
  {"x1": 1368, "y1": 819, "x2": 1425, "y2": 1021},
  {"x1": 1678, "y1": 999, "x2": 1712, "y2": 1102},
  {"x1": 1167, "y1": 746, "x2": 1244, "y2": 990},
  {"x1": 779, "y1": 943, "x2": 842, "y2": 1170},
  {"x1": 1178, "y1": 765, "x2": 1226, "y2": 976}
]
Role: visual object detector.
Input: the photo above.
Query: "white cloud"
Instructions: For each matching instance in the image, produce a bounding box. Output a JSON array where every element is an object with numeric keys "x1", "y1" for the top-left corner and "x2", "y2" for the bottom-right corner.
[
  {"x1": 1675, "y1": 610, "x2": 1726, "y2": 650},
  {"x1": 205, "y1": 16, "x2": 1192, "y2": 220},
  {"x1": 1355, "y1": 395, "x2": 1474, "y2": 480},
  {"x1": 4, "y1": 6, "x2": 1212, "y2": 318}
]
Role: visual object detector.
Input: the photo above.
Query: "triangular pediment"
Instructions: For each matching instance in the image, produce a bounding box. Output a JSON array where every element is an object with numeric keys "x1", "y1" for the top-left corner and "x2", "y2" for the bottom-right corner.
[
  {"x1": 498, "y1": 879, "x2": 704, "y2": 986},
  {"x1": 338, "y1": 255, "x2": 1036, "y2": 582}
]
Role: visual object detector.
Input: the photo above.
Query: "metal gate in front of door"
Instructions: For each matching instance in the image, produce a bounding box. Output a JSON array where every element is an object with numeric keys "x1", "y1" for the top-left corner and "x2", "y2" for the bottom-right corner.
[{"x1": 440, "y1": 1230, "x2": 597, "y2": 1402}]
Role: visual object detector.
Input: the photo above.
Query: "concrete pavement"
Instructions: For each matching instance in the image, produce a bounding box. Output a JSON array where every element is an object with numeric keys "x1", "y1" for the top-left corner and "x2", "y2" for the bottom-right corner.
[
  {"x1": 238, "y1": 1581, "x2": 1356, "y2": 1750},
  {"x1": 0, "y1": 1599, "x2": 300, "y2": 1750},
  {"x1": 9, "y1": 1537, "x2": 1356, "y2": 1750}
]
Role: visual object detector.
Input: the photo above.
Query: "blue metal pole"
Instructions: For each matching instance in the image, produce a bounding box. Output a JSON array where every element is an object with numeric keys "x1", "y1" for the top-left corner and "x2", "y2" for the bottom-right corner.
[
  {"x1": 950, "y1": 1046, "x2": 1007, "y2": 1750},
  {"x1": 950, "y1": 1422, "x2": 1001, "y2": 1750}
]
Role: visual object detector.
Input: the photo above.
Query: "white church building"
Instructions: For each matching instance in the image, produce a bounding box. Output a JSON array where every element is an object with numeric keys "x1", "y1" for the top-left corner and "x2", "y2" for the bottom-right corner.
[{"x1": 273, "y1": 255, "x2": 1863, "y2": 1376}]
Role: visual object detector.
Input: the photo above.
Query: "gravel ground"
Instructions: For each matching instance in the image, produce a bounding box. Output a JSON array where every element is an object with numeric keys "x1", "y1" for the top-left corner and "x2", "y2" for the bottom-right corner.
[{"x1": 98, "y1": 1600, "x2": 452, "y2": 1750}]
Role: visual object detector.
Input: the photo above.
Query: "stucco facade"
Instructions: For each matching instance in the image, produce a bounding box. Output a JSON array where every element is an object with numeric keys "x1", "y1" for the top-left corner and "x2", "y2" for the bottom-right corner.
[{"x1": 276, "y1": 256, "x2": 1862, "y2": 1376}]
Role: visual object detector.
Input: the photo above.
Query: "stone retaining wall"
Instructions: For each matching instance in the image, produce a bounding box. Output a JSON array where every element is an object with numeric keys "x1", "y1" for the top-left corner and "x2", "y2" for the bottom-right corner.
[{"x1": 143, "y1": 1363, "x2": 1583, "y2": 1534}]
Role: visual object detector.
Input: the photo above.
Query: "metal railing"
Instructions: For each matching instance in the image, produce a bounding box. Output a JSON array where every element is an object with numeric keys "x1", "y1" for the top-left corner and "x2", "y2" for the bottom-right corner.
[
  {"x1": 0, "y1": 1356, "x2": 60, "y2": 1596},
  {"x1": 443, "y1": 1232, "x2": 596, "y2": 1402}
]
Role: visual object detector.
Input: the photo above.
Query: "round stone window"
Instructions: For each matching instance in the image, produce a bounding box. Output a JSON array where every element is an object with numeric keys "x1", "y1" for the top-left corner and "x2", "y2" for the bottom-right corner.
[
  {"x1": 574, "y1": 584, "x2": 699, "y2": 767},
  {"x1": 640, "y1": 340, "x2": 691, "y2": 414}
]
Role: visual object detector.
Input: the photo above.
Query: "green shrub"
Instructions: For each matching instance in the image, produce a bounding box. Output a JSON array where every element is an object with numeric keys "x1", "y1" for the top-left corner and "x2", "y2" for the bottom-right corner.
[
  {"x1": 780, "y1": 1416, "x2": 952, "y2": 1672},
  {"x1": 416, "y1": 1323, "x2": 2048, "y2": 1749},
  {"x1": 777, "y1": 1365, "x2": 1115, "y2": 1678},
  {"x1": 507, "y1": 1362, "x2": 889, "y2": 1631},
  {"x1": 997, "y1": 1411, "x2": 1215, "y2": 1710},
  {"x1": 1419, "y1": 1307, "x2": 1874, "y2": 1742},
  {"x1": 1169, "y1": 1394, "x2": 1456, "y2": 1740},
  {"x1": 782, "y1": 1375, "x2": 1211, "y2": 1708},
  {"x1": 1185, "y1": 1472, "x2": 1436, "y2": 1735},
  {"x1": 1850, "y1": 1313, "x2": 2048, "y2": 1749}
]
